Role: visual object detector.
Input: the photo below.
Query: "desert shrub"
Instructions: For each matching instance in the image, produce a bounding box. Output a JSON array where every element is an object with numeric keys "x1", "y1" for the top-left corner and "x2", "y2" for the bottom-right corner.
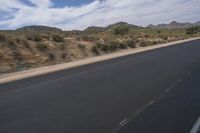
[
  {"x1": 157, "y1": 30, "x2": 162, "y2": 34},
  {"x1": 159, "y1": 35, "x2": 168, "y2": 40},
  {"x1": 15, "y1": 37, "x2": 21, "y2": 43},
  {"x1": 36, "y1": 42, "x2": 47, "y2": 51},
  {"x1": 48, "y1": 53, "x2": 55, "y2": 60},
  {"x1": 92, "y1": 45, "x2": 100, "y2": 55},
  {"x1": 101, "y1": 44, "x2": 110, "y2": 52},
  {"x1": 140, "y1": 41, "x2": 149, "y2": 47},
  {"x1": 108, "y1": 42, "x2": 118, "y2": 51},
  {"x1": 109, "y1": 41, "x2": 120, "y2": 48},
  {"x1": 126, "y1": 39, "x2": 136, "y2": 48},
  {"x1": 114, "y1": 25, "x2": 130, "y2": 36},
  {"x1": 59, "y1": 43, "x2": 66, "y2": 50},
  {"x1": 95, "y1": 41, "x2": 103, "y2": 48},
  {"x1": 26, "y1": 32, "x2": 42, "y2": 41},
  {"x1": 144, "y1": 34, "x2": 150, "y2": 38},
  {"x1": 7, "y1": 40, "x2": 16, "y2": 48},
  {"x1": 76, "y1": 36, "x2": 82, "y2": 41},
  {"x1": 186, "y1": 26, "x2": 200, "y2": 34},
  {"x1": 52, "y1": 34, "x2": 64, "y2": 42},
  {"x1": 0, "y1": 33, "x2": 6, "y2": 42},
  {"x1": 20, "y1": 39, "x2": 30, "y2": 48},
  {"x1": 60, "y1": 53, "x2": 66, "y2": 59},
  {"x1": 41, "y1": 34, "x2": 50, "y2": 40},
  {"x1": 78, "y1": 44, "x2": 86, "y2": 50},
  {"x1": 118, "y1": 42, "x2": 127, "y2": 49},
  {"x1": 82, "y1": 35, "x2": 98, "y2": 41},
  {"x1": 152, "y1": 41, "x2": 158, "y2": 45}
]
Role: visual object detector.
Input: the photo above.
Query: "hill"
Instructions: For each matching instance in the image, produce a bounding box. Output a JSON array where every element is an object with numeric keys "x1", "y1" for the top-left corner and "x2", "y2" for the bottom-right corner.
[
  {"x1": 17, "y1": 25, "x2": 63, "y2": 33},
  {"x1": 106, "y1": 22, "x2": 143, "y2": 30},
  {"x1": 83, "y1": 22, "x2": 143, "y2": 34},
  {"x1": 147, "y1": 21, "x2": 200, "y2": 29}
]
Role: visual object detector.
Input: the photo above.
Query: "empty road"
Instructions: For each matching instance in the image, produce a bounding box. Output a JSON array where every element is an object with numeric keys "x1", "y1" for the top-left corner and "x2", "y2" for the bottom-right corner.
[{"x1": 0, "y1": 40, "x2": 200, "y2": 133}]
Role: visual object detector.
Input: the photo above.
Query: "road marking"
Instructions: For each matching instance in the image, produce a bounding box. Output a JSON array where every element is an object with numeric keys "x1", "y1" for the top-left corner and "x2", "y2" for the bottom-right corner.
[
  {"x1": 119, "y1": 118, "x2": 129, "y2": 127},
  {"x1": 190, "y1": 117, "x2": 200, "y2": 133}
]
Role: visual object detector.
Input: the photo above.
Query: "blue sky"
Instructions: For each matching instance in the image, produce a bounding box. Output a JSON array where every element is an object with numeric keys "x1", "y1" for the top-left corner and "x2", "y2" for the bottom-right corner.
[
  {"x1": 21, "y1": 0, "x2": 94, "y2": 7},
  {"x1": 0, "y1": 0, "x2": 200, "y2": 30},
  {"x1": 52, "y1": 0, "x2": 94, "y2": 7}
]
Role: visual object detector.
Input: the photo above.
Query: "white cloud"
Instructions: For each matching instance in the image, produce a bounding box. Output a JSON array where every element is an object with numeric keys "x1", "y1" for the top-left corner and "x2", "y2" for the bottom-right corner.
[{"x1": 0, "y1": 0, "x2": 200, "y2": 30}]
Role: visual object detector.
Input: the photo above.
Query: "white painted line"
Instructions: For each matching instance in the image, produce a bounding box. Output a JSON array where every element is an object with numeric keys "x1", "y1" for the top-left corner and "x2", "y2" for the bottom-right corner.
[
  {"x1": 190, "y1": 117, "x2": 200, "y2": 133},
  {"x1": 119, "y1": 118, "x2": 129, "y2": 127}
]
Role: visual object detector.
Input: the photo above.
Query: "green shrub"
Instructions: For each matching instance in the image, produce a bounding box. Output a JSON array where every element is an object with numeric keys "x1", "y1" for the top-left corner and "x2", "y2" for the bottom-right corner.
[
  {"x1": 78, "y1": 44, "x2": 86, "y2": 50},
  {"x1": 140, "y1": 41, "x2": 149, "y2": 47},
  {"x1": 114, "y1": 25, "x2": 130, "y2": 36},
  {"x1": 36, "y1": 42, "x2": 47, "y2": 51},
  {"x1": 157, "y1": 30, "x2": 162, "y2": 34},
  {"x1": 109, "y1": 41, "x2": 120, "y2": 49},
  {"x1": 159, "y1": 35, "x2": 168, "y2": 40},
  {"x1": 186, "y1": 26, "x2": 200, "y2": 34},
  {"x1": 82, "y1": 35, "x2": 98, "y2": 41},
  {"x1": 92, "y1": 45, "x2": 99, "y2": 54},
  {"x1": 126, "y1": 39, "x2": 136, "y2": 48},
  {"x1": 118, "y1": 42, "x2": 127, "y2": 49},
  {"x1": 101, "y1": 44, "x2": 110, "y2": 52},
  {"x1": 52, "y1": 34, "x2": 64, "y2": 42}
]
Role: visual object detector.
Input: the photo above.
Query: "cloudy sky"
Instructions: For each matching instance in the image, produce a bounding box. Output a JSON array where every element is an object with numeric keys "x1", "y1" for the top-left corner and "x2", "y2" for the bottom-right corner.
[{"x1": 0, "y1": 0, "x2": 200, "y2": 30}]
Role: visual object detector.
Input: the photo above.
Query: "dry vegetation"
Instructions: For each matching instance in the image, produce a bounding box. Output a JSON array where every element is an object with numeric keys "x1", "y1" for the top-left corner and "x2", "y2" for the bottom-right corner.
[{"x1": 0, "y1": 24, "x2": 200, "y2": 74}]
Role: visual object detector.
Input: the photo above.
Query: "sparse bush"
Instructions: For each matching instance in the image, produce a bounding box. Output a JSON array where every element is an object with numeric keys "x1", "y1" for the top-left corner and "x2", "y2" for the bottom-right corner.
[
  {"x1": 78, "y1": 44, "x2": 86, "y2": 50},
  {"x1": 118, "y1": 42, "x2": 127, "y2": 49},
  {"x1": 109, "y1": 41, "x2": 120, "y2": 49},
  {"x1": 36, "y1": 42, "x2": 47, "y2": 51},
  {"x1": 186, "y1": 26, "x2": 200, "y2": 34},
  {"x1": 15, "y1": 37, "x2": 21, "y2": 43},
  {"x1": 7, "y1": 40, "x2": 16, "y2": 48},
  {"x1": 101, "y1": 44, "x2": 110, "y2": 52},
  {"x1": 21, "y1": 39, "x2": 30, "y2": 48},
  {"x1": 126, "y1": 39, "x2": 136, "y2": 48},
  {"x1": 159, "y1": 35, "x2": 168, "y2": 40},
  {"x1": 157, "y1": 30, "x2": 162, "y2": 34},
  {"x1": 114, "y1": 25, "x2": 130, "y2": 37},
  {"x1": 144, "y1": 34, "x2": 150, "y2": 38},
  {"x1": 26, "y1": 32, "x2": 42, "y2": 41},
  {"x1": 140, "y1": 41, "x2": 149, "y2": 47},
  {"x1": 0, "y1": 33, "x2": 6, "y2": 42},
  {"x1": 60, "y1": 53, "x2": 66, "y2": 59},
  {"x1": 92, "y1": 45, "x2": 100, "y2": 55},
  {"x1": 82, "y1": 35, "x2": 98, "y2": 41},
  {"x1": 52, "y1": 34, "x2": 64, "y2": 42},
  {"x1": 48, "y1": 53, "x2": 55, "y2": 60},
  {"x1": 152, "y1": 41, "x2": 158, "y2": 45}
]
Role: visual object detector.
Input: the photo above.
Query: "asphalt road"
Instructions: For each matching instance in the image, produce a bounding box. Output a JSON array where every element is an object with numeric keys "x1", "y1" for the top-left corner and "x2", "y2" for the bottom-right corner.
[{"x1": 0, "y1": 40, "x2": 200, "y2": 133}]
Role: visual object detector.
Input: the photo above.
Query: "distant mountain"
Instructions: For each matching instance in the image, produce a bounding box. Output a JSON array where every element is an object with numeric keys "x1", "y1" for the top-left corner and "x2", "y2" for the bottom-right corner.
[
  {"x1": 17, "y1": 25, "x2": 63, "y2": 33},
  {"x1": 83, "y1": 26, "x2": 105, "y2": 34},
  {"x1": 147, "y1": 21, "x2": 200, "y2": 29},
  {"x1": 106, "y1": 22, "x2": 143, "y2": 29},
  {"x1": 83, "y1": 22, "x2": 143, "y2": 34}
]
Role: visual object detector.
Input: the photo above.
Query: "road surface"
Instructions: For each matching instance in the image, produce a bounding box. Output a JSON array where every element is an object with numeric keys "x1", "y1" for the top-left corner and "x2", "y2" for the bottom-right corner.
[{"x1": 0, "y1": 40, "x2": 200, "y2": 133}]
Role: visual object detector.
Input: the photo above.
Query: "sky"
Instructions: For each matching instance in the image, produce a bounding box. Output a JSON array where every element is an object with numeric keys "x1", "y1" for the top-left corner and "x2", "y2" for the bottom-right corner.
[{"x1": 0, "y1": 0, "x2": 200, "y2": 30}]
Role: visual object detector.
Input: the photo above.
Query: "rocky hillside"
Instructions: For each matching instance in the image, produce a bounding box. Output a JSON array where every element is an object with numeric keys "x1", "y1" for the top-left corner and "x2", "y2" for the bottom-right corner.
[
  {"x1": 147, "y1": 21, "x2": 200, "y2": 29},
  {"x1": 17, "y1": 25, "x2": 63, "y2": 33},
  {"x1": 0, "y1": 22, "x2": 199, "y2": 74}
]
